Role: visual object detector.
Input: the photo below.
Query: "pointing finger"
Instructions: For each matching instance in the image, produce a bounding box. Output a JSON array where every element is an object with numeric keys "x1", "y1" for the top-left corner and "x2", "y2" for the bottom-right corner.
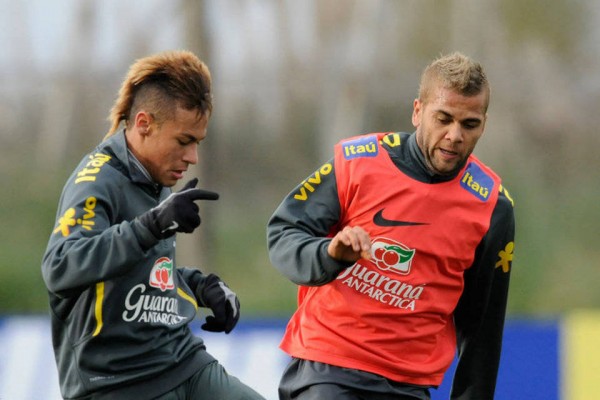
[{"x1": 187, "y1": 188, "x2": 219, "y2": 201}]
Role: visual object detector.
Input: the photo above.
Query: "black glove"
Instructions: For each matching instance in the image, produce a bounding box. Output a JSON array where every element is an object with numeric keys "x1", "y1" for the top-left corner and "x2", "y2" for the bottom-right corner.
[
  {"x1": 197, "y1": 274, "x2": 240, "y2": 334},
  {"x1": 139, "y1": 178, "x2": 218, "y2": 239}
]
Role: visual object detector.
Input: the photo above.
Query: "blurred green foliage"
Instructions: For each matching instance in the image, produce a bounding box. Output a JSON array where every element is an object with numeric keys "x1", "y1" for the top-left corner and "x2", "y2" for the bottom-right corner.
[
  {"x1": 3, "y1": 141, "x2": 599, "y2": 318},
  {"x1": 2, "y1": 0, "x2": 599, "y2": 320},
  {"x1": 0, "y1": 166, "x2": 65, "y2": 313}
]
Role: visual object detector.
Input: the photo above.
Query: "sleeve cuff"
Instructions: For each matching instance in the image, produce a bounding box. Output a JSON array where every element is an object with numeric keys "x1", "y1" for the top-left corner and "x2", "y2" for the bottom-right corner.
[{"x1": 131, "y1": 218, "x2": 160, "y2": 250}]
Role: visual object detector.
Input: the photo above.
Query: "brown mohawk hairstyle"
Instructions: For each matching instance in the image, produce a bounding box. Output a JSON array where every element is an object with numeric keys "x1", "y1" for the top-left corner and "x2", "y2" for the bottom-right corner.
[{"x1": 105, "y1": 50, "x2": 212, "y2": 139}]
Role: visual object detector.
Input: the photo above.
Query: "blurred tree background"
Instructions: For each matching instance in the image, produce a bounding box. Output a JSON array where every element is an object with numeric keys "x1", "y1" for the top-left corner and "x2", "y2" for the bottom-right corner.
[{"x1": 1, "y1": 0, "x2": 598, "y2": 318}]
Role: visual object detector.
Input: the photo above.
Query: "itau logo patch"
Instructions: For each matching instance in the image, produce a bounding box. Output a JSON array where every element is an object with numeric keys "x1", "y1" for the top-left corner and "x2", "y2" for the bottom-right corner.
[
  {"x1": 149, "y1": 257, "x2": 175, "y2": 291},
  {"x1": 342, "y1": 135, "x2": 379, "y2": 159},
  {"x1": 460, "y1": 162, "x2": 494, "y2": 201},
  {"x1": 370, "y1": 238, "x2": 416, "y2": 275}
]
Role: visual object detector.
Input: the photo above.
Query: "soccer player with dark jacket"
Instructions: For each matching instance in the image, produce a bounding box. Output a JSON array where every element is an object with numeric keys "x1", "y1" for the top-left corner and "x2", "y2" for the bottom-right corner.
[
  {"x1": 267, "y1": 52, "x2": 515, "y2": 400},
  {"x1": 42, "y1": 50, "x2": 264, "y2": 400}
]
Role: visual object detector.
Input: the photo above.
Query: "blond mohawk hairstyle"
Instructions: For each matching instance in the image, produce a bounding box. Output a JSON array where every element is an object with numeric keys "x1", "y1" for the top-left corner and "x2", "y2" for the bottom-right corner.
[{"x1": 105, "y1": 50, "x2": 212, "y2": 139}]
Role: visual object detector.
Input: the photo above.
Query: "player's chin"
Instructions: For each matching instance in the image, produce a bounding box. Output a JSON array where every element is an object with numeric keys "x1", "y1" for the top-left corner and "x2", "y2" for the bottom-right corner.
[
  {"x1": 432, "y1": 160, "x2": 461, "y2": 176},
  {"x1": 158, "y1": 175, "x2": 179, "y2": 188},
  {"x1": 162, "y1": 170, "x2": 188, "y2": 187}
]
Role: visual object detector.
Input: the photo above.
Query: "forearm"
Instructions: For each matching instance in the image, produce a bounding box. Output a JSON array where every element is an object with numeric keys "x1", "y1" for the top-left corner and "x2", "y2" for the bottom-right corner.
[
  {"x1": 267, "y1": 218, "x2": 351, "y2": 285},
  {"x1": 451, "y1": 273, "x2": 510, "y2": 399},
  {"x1": 267, "y1": 160, "x2": 350, "y2": 285},
  {"x1": 451, "y1": 194, "x2": 515, "y2": 399}
]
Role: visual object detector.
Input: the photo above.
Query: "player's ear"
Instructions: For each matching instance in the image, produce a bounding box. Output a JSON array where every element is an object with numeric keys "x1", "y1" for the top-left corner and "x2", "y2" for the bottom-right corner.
[
  {"x1": 133, "y1": 111, "x2": 153, "y2": 137},
  {"x1": 411, "y1": 99, "x2": 422, "y2": 128}
]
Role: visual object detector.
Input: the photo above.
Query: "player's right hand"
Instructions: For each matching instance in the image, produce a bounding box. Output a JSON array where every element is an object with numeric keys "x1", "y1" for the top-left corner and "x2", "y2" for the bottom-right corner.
[
  {"x1": 139, "y1": 178, "x2": 218, "y2": 239},
  {"x1": 327, "y1": 225, "x2": 372, "y2": 262}
]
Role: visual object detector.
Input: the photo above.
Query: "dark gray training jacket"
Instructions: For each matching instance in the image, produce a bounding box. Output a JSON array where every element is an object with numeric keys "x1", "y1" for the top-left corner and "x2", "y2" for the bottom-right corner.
[{"x1": 42, "y1": 130, "x2": 216, "y2": 400}]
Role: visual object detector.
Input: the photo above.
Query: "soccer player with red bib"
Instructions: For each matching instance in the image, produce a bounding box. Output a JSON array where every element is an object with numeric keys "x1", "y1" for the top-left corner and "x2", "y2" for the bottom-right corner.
[{"x1": 267, "y1": 52, "x2": 515, "y2": 400}]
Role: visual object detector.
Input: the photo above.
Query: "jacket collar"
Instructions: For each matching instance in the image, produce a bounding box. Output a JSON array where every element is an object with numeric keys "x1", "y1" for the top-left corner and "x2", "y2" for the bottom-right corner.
[{"x1": 100, "y1": 129, "x2": 162, "y2": 192}]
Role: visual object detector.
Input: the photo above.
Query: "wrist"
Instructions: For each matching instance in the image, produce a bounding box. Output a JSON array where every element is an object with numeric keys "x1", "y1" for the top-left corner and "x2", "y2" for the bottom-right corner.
[
  {"x1": 131, "y1": 218, "x2": 161, "y2": 250},
  {"x1": 197, "y1": 273, "x2": 220, "y2": 307},
  {"x1": 138, "y1": 209, "x2": 162, "y2": 240}
]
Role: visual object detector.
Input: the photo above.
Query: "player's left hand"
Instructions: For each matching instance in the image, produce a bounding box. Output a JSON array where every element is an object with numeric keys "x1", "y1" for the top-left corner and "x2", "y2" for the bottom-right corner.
[{"x1": 197, "y1": 274, "x2": 240, "y2": 334}]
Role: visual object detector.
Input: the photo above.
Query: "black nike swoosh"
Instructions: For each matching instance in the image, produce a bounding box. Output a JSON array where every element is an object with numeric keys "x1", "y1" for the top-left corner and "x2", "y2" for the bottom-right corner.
[{"x1": 373, "y1": 209, "x2": 429, "y2": 227}]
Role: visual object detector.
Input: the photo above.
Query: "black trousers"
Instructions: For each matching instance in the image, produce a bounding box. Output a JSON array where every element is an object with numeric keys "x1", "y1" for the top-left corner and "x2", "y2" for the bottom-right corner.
[{"x1": 279, "y1": 358, "x2": 431, "y2": 400}]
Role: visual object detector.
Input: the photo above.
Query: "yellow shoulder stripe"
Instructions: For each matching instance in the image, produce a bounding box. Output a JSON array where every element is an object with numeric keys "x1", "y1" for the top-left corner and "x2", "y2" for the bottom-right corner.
[
  {"x1": 92, "y1": 282, "x2": 104, "y2": 337},
  {"x1": 381, "y1": 132, "x2": 401, "y2": 147},
  {"x1": 499, "y1": 184, "x2": 515, "y2": 207},
  {"x1": 177, "y1": 287, "x2": 198, "y2": 310}
]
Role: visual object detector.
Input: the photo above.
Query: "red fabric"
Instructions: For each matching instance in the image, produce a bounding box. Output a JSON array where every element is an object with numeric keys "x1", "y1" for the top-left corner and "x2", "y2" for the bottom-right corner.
[{"x1": 280, "y1": 133, "x2": 501, "y2": 386}]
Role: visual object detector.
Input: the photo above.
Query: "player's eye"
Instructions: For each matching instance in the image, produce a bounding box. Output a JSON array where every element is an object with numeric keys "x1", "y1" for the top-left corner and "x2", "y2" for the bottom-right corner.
[{"x1": 462, "y1": 121, "x2": 481, "y2": 130}]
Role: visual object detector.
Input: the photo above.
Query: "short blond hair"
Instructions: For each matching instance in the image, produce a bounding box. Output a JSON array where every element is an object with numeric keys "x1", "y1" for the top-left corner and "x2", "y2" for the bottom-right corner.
[
  {"x1": 106, "y1": 50, "x2": 212, "y2": 138},
  {"x1": 418, "y1": 52, "x2": 490, "y2": 111}
]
